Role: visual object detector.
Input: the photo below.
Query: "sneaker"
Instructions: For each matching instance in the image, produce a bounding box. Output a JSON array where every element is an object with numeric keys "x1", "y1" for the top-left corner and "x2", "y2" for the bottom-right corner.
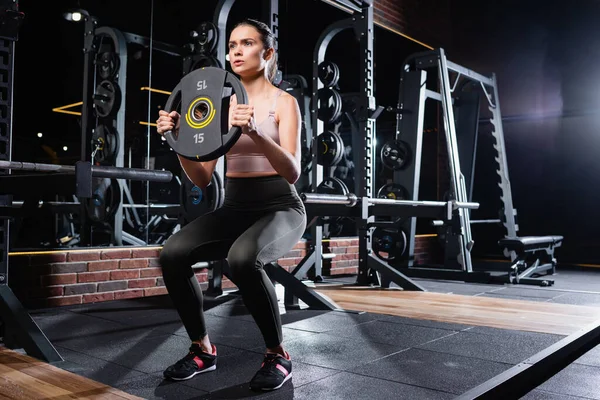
[
  {"x1": 249, "y1": 352, "x2": 293, "y2": 391},
  {"x1": 163, "y1": 343, "x2": 217, "y2": 381}
]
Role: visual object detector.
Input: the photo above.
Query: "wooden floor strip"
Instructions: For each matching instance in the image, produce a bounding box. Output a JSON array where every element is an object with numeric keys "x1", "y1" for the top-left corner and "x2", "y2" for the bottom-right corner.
[
  {"x1": 315, "y1": 288, "x2": 600, "y2": 336},
  {"x1": 0, "y1": 346, "x2": 142, "y2": 400}
]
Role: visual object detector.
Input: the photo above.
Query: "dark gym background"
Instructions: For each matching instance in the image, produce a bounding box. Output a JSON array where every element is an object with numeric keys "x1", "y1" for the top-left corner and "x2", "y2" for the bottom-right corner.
[{"x1": 10, "y1": 0, "x2": 600, "y2": 265}]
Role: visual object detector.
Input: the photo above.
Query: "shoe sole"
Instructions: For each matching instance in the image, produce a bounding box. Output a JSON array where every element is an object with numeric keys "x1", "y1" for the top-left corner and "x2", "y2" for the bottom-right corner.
[
  {"x1": 165, "y1": 364, "x2": 217, "y2": 381},
  {"x1": 251, "y1": 372, "x2": 293, "y2": 391}
]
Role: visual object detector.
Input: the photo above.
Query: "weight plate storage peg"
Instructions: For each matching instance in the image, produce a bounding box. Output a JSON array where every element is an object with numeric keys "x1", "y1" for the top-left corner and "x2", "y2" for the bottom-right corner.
[
  {"x1": 163, "y1": 67, "x2": 248, "y2": 162},
  {"x1": 372, "y1": 227, "x2": 407, "y2": 261},
  {"x1": 93, "y1": 80, "x2": 121, "y2": 118},
  {"x1": 381, "y1": 140, "x2": 411, "y2": 170}
]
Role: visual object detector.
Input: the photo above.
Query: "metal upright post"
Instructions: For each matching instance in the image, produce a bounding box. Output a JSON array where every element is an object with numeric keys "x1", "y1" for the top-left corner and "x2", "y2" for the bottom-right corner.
[
  {"x1": 354, "y1": 3, "x2": 376, "y2": 285},
  {"x1": 437, "y1": 49, "x2": 474, "y2": 272}
]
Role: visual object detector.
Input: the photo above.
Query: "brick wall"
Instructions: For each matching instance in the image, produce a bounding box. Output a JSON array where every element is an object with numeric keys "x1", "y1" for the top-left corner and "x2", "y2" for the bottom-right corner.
[
  {"x1": 7, "y1": 236, "x2": 439, "y2": 309},
  {"x1": 373, "y1": 0, "x2": 407, "y2": 33}
]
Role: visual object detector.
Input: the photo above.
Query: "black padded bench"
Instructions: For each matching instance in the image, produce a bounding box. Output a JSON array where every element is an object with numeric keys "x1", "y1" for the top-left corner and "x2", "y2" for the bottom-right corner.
[{"x1": 498, "y1": 235, "x2": 563, "y2": 286}]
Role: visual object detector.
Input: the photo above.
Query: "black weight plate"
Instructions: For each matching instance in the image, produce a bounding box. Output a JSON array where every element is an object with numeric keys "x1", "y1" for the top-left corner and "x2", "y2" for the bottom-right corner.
[
  {"x1": 94, "y1": 80, "x2": 121, "y2": 118},
  {"x1": 332, "y1": 131, "x2": 345, "y2": 166},
  {"x1": 180, "y1": 170, "x2": 224, "y2": 226},
  {"x1": 377, "y1": 183, "x2": 407, "y2": 201},
  {"x1": 317, "y1": 88, "x2": 343, "y2": 123},
  {"x1": 191, "y1": 54, "x2": 222, "y2": 70},
  {"x1": 86, "y1": 178, "x2": 120, "y2": 223},
  {"x1": 381, "y1": 139, "x2": 411, "y2": 170},
  {"x1": 317, "y1": 131, "x2": 342, "y2": 166},
  {"x1": 92, "y1": 125, "x2": 118, "y2": 164},
  {"x1": 318, "y1": 61, "x2": 340, "y2": 87},
  {"x1": 197, "y1": 21, "x2": 219, "y2": 54},
  {"x1": 97, "y1": 51, "x2": 119, "y2": 80},
  {"x1": 372, "y1": 228, "x2": 407, "y2": 261},
  {"x1": 163, "y1": 67, "x2": 248, "y2": 162},
  {"x1": 317, "y1": 176, "x2": 349, "y2": 195}
]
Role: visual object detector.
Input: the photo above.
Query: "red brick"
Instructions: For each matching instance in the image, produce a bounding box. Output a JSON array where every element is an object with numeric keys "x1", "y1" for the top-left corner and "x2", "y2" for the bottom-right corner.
[
  {"x1": 98, "y1": 281, "x2": 128, "y2": 292},
  {"x1": 128, "y1": 278, "x2": 156, "y2": 289},
  {"x1": 88, "y1": 260, "x2": 120, "y2": 272},
  {"x1": 331, "y1": 247, "x2": 347, "y2": 254},
  {"x1": 144, "y1": 287, "x2": 168, "y2": 297},
  {"x1": 83, "y1": 292, "x2": 115, "y2": 303},
  {"x1": 282, "y1": 249, "x2": 303, "y2": 258},
  {"x1": 29, "y1": 252, "x2": 68, "y2": 265},
  {"x1": 111, "y1": 270, "x2": 140, "y2": 280},
  {"x1": 50, "y1": 262, "x2": 88, "y2": 274},
  {"x1": 342, "y1": 253, "x2": 358, "y2": 261},
  {"x1": 350, "y1": 239, "x2": 359, "y2": 246},
  {"x1": 293, "y1": 241, "x2": 307, "y2": 250},
  {"x1": 114, "y1": 289, "x2": 144, "y2": 300},
  {"x1": 148, "y1": 258, "x2": 161, "y2": 267},
  {"x1": 46, "y1": 296, "x2": 82, "y2": 307},
  {"x1": 277, "y1": 258, "x2": 296, "y2": 267},
  {"x1": 78, "y1": 272, "x2": 110, "y2": 283},
  {"x1": 140, "y1": 267, "x2": 162, "y2": 278},
  {"x1": 194, "y1": 273, "x2": 208, "y2": 283},
  {"x1": 67, "y1": 251, "x2": 101, "y2": 262},
  {"x1": 222, "y1": 280, "x2": 237, "y2": 289},
  {"x1": 132, "y1": 248, "x2": 161, "y2": 258},
  {"x1": 100, "y1": 249, "x2": 132, "y2": 260},
  {"x1": 333, "y1": 239, "x2": 352, "y2": 247},
  {"x1": 120, "y1": 259, "x2": 149, "y2": 269},
  {"x1": 64, "y1": 283, "x2": 97, "y2": 296},
  {"x1": 347, "y1": 246, "x2": 359, "y2": 254},
  {"x1": 42, "y1": 274, "x2": 77, "y2": 286}
]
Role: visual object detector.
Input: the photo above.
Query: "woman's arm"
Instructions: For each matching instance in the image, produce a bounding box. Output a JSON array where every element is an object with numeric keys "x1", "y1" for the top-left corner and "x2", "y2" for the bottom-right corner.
[
  {"x1": 156, "y1": 110, "x2": 218, "y2": 189},
  {"x1": 246, "y1": 94, "x2": 302, "y2": 184},
  {"x1": 179, "y1": 157, "x2": 218, "y2": 189}
]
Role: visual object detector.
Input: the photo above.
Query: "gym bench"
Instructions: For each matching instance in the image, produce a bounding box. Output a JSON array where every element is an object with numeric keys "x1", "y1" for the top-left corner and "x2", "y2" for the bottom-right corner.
[{"x1": 498, "y1": 235, "x2": 563, "y2": 286}]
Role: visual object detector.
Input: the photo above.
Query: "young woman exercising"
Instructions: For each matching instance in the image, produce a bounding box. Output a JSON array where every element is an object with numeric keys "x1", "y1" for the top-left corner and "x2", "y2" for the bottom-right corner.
[{"x1": 156, "y1": 19, "x2": 305, "y2": 391}]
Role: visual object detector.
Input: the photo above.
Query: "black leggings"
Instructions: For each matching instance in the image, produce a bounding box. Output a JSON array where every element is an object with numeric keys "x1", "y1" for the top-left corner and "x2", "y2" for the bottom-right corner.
[{"x1": 159, "y1": 175, "x2": 306, "y2": 348}]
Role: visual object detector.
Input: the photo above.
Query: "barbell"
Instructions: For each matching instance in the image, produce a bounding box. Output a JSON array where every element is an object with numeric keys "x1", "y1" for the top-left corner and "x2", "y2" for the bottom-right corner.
[
  {"x1": 300, "y1": 192, "x2": 480, "y2": 210},
  {"x1": 0, "y1": 160, "x2": 172, "y2": 198}
]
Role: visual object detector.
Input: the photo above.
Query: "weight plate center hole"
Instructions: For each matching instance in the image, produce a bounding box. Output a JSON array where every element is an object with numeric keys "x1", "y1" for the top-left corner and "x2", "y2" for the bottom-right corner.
[{"x1": 192, "y1": 101, "x2": 211, "y2": 123}]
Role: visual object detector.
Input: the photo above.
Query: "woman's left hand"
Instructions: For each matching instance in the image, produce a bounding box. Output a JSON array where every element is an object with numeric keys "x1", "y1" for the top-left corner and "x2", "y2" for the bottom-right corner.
[{"x1": 231, "y1": 104, "x2": 257, "y2": 134}]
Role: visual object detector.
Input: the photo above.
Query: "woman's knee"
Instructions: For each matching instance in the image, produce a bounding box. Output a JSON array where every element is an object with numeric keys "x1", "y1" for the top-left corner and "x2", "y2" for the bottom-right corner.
[
  {"x1": 227, "y1": 247, "x2": 260, "y2": 282},
  {"x1": 159, "y1": 238, "x2": 189, "y2": 274}
]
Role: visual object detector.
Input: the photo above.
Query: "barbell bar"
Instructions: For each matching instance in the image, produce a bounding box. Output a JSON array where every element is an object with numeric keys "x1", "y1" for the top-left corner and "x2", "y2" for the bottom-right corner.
[
  {"x1": 431, "y1": 218, "x2": 501, "y2": 227},
  {"x1": 0, "y1": 160, "x2": 173, "y2": 183},
  {"x1": 300, "y1": 192, "x2": 479, "y2": 210}
]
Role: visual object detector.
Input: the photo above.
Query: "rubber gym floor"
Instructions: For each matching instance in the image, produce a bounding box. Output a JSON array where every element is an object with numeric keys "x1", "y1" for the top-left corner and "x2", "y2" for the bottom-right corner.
[{"x1": 15, "y1": 267, "x2": 598, "y2": 400}]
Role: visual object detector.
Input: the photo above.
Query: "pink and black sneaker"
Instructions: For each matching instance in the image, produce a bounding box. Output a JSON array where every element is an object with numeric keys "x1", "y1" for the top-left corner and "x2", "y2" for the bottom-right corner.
[
  {"x1": 249, "y1": 352, "x2": 293, "y2": 391},
  {"x1": 163, "y1": 343, "x2": 217, "y2": 381}
]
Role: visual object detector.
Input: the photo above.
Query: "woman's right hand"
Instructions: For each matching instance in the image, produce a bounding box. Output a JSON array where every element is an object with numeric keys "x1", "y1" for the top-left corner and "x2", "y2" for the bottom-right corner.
[{"x1": 156, "y1": 110, "x2": 180, "y2": 136}]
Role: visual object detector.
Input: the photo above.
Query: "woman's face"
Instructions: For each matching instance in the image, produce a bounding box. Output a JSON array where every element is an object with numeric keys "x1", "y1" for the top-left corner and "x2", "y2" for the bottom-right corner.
[{"x1": 228, "y1": 25, "x2": 271, "y2": 77}]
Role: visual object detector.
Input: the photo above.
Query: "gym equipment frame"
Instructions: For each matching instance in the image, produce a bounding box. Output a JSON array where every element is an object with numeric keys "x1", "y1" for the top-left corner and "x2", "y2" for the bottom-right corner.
[{"x1": 388, "y1": 48, "x2": 563, "y2": 286}]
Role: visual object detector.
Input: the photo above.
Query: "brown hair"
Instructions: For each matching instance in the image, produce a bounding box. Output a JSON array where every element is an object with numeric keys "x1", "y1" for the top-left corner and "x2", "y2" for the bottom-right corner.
[{"x1": 233, "y1": 19, "x2": 278, "y2": 83}]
